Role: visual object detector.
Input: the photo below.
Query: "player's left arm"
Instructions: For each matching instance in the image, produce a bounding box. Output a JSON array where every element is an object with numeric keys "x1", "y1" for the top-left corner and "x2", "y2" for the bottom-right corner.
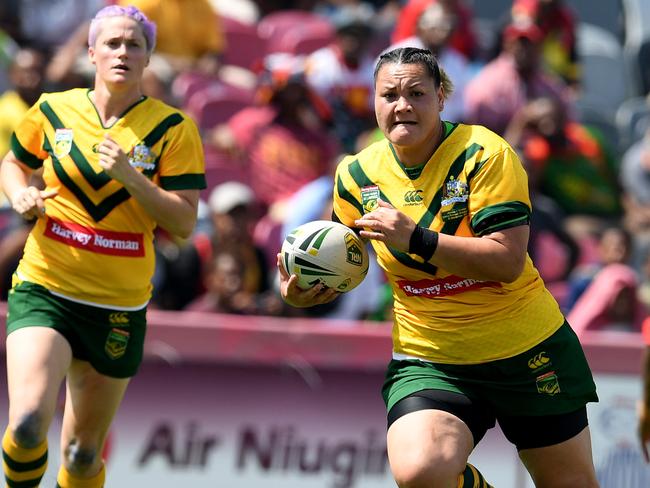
[
  {"x1": 355, "y1": 198, "x2": 528, "y2": 283},
  {"x1": 435, "y1": 144, "x2": 530, "y2": 282},
  {"x1": 97, "y1": 133, "x2": 199, "y2": 238},
  {"x1": 429, "y1": 225, "x2": 528, "y2": 283}
]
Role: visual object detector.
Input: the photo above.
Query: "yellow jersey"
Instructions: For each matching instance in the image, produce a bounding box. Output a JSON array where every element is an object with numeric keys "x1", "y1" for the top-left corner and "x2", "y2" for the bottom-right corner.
[
  {"x1": 333, "y1": 122, "x2": 564, "y2": 364},
  {"x1": 11, "y1": 88, "x2": 205, "y2": 308}
]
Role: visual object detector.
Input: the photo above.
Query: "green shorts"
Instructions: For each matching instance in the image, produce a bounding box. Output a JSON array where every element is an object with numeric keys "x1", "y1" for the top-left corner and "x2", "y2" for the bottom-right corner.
[
  {"x1": 7, "y1": 280, "x2": 146, "y2": 378},
  {"x1": 383, "y1": 321, "x2": 598, "y2": 417}
]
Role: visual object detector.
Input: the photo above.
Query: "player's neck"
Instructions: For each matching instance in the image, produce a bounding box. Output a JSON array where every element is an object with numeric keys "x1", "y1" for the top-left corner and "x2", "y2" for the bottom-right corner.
[{"x1": 90, "y1": 83, "x2": 144, "y2": 125}]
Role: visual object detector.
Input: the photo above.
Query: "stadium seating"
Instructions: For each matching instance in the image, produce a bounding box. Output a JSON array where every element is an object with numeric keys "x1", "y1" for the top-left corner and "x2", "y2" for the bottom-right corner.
[
  {"x1": 576, "y1": 23, "x2": 629, "y2": 117},
  {"x1": 257, "y1": 10, "x2": 334, "y2": 55},
  {"x1": 472, "y1": 17, "x2": 499, "y2": 61},
  {"x1": 575, "y1": 101, "x2": 621, "y2": 154},
  {"x1": 185, "y1": 84, "x2": 255, "y2": 130},
  {"x1": 276, "y1": 22, "x2": 335, "y2": 55},
  {"x1": 221, "y1": 16, "x2": 266, "y2": 71},
  {"x1": 253, "y1": 212, "x2": 284, "y2": 270},
  {"x1": 616, "y1": 96, "x2": 650, "y2": 149},
  {"x1": 202, "y1": 145, "x2": 251, "y2": 195},
  {"x1": 171, "y1": 71, "x2": 220, "y2": 108},
  {"x1": 577, "y1": 22, "x2": 622, "y2": 58},
  {"x1": 621, "y1": 0, "x2": 650, "y2": 45},
  {"x1": 624, "y1": 38, "x2": 650, "y2": 96}
]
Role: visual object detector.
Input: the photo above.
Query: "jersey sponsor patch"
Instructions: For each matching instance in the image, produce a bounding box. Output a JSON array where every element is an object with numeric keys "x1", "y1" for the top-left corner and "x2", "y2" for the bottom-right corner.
[
  {"x1": 361, "y1": 185, "x2": 379, "y2": 213},
  {"x1": 53, "y1": 128, "x2": 73, "y2": 158},
  {"x1": 396, "y1": 275, "x2": 501, "y2": 298},
  {"x1": 43, "y1": 217, "x2": 145, "y2": 257}
]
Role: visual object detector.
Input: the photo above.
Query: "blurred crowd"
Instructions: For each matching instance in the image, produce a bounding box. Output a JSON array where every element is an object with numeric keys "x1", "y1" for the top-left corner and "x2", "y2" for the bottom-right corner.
[{"x1": 1, "y1": 0, "x2": 650, "y2": 331}]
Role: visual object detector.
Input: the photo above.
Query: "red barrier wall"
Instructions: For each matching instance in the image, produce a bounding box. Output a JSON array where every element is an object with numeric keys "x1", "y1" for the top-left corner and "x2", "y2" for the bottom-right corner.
[
  {"x1": 0, "y1": 303, "x2": 639, "y2": 372},
  {"x1": 0, "y1": 302, "x2": 646, "y2": 487}
]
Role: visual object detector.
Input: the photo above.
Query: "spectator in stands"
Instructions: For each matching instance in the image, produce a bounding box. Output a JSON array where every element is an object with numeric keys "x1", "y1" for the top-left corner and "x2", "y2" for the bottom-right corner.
[
  {"x1": 566, "y1": 263, "x2": 645, "y2": 336},
  {"x1": 527, "y1": 192, "x2": 580, "y2": 286},
  {"x1": 387, "y1": 1, "x2": 472, "y2": 122},
  {"x1": 186, "y1": 249, "x2": 247, "y2": 313},
  {"x1": 0, "y1": 49, "x2": 47, "y2": 296},
  {"x1": 0, "y1": 1, "x2": 20, "y2": 42},
  {"x1": 150, "y1": 227, "x2": 203, "y2": 310},
  {"x1": 279, "y1": 47, "x2": 599, "y2": 488},
  {"x1": 201, "y1": 182, "x2": 270, "y2": 296},
  {"x1": 465, "y1": 20, "x2": 571, "y2": 136},
  {"x1": 510, "y1": 0, "x2": 579, "y2": 86},
  {"x1": 46, "y1": 0, "x2": 226, "y2": 97},
  {"x1": 13, "y1": 0, "x2": 104, "y2": 54},
  {"x1": 187, "y1": 181, "x2": 283, "y2": 315},
  {"x1": 185, "y1": 246, "x2": 283, "y2": 315},
  {"x1": 638, "y1": 248, "x2": 650, "y2": 312},
  {"x1": 305, "y1": 4, "x2": 378, "y2": 153},
  {"x1": 564, "y1": 226, "x2": 633, "y2": 311},
  {"x1": 116, "y1": 0, "x2": 226, "y2": 76},
  {"x1": 208, "y1": 54, "x2": 339, "y2": 216},
  {"x1": 503, "y1": 96, "x2": 579, "y2": 294},
  {"x1": 0, "y1": 27, "x2": 18, "y2": 95},
  {"x1": 0, "y1": 6, "x2": 205, "y2": 488},
  {"x1": 505, "y1": 97, "x2": 621, "y2": 219},
  {"x1": 185, "y1": 248, "x2": 283, "y2": 315},
  {"x1": 391, "y1": 0, "x2": 478, "y2": 60},
  {"x1": 0, "y1": 48, "x2": 46, "y2": 159},
  {"x1": 621, "y1": 126, "x2": 650, "y2": 255}
]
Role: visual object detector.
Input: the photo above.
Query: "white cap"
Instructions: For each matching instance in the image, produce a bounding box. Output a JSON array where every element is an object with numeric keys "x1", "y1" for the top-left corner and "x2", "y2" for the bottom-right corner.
[{"x1": 208, "y1": 181, "x2": 255, "y2": 214}]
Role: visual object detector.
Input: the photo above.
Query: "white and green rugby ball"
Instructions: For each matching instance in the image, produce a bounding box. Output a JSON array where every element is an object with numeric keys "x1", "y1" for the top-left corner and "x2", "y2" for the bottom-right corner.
[{"x1": 281, "y1": 220, "x2": 369, "y2": 292}]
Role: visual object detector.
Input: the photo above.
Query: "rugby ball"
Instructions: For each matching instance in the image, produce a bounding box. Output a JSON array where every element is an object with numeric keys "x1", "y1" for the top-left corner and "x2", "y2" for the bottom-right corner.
[{"x1": 281, "y1": 220, "x2": 369, "y2": 292}]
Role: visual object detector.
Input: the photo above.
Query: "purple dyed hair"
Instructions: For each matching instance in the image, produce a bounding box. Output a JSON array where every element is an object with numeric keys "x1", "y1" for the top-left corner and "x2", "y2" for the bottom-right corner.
[{"x1": 88, "y1": 5, "x2": 157, "y2": 54}]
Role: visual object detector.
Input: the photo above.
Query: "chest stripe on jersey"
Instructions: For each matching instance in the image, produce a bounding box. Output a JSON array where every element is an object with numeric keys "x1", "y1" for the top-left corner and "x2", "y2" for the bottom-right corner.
[
  {"x1": 346, "y1": 159, "x2": 439, "y2": 276},
  {"x1": 439, "y1": 157, "x2": 488, "y2": 236},
  {"x1": 143, "y1": 113, "x2": 183, "y2": 147},
  {"x1": 140, "y1": 114, "x2": 184, "y2": 178},
  {"x1": 40, "y1": 101, "x2": 112, "y2": 190},
  {"x1": 336, "y1": 172, "x2": 364, "y2": 215},
  {"x1": 45, "y1": 136, "x2": 131, "y2": 222},
  {"x1": 418, "y1": 143, "x2": 483, "y2": 230}
]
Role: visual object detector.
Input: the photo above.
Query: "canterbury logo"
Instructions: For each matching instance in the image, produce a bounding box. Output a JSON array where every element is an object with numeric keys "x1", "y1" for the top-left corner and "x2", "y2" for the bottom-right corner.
[
  {"x1": 404, "y1": 190, "x2": 424, "y2": 204},
  {"x1": 528, "y1": 352, "x2": 550, "y2": 369},
  {"x1": 109, "y1": 312, "x2": 129, "y2": 325}
]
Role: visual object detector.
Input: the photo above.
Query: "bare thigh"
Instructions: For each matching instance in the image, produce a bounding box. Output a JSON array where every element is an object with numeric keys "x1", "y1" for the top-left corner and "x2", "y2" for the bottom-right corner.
[
  {"x1": 387, "y1": 409, "x2": 474, "y2": 488},
  {"x1": 6, "y1": 327, "x2": 72, "y2": 442},
  {"x1": 60, "y1": 358, "x2": 130, "y2": 474},
  {"x1": 519, "y1": 426, "x2": 599, "y2": 488}
]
